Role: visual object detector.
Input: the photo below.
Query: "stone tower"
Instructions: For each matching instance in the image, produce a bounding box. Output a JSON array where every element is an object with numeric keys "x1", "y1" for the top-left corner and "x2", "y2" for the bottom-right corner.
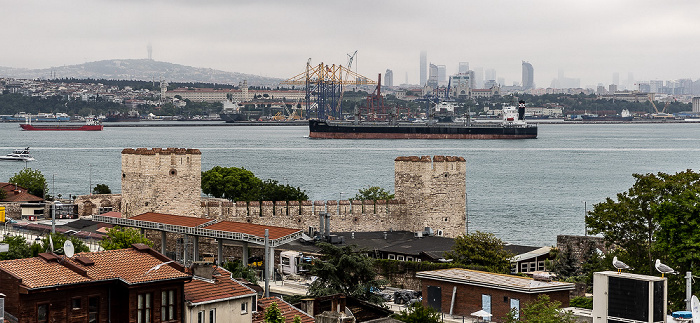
[
  {"x1": 121, "y1": 148, "x2": 202, "y2": 218},
  {"x1": 395, "y1": 156, "x2": 466, "y2": 238}
]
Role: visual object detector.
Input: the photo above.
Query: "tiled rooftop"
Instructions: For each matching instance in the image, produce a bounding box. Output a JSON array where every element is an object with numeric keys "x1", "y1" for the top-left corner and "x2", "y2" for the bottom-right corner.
[
  {"x1": 130, "y1": 212, "x2": 213, "y2": 227},
  {"x1": 204, "y1": 221, "x2": 301, "y2": 240},
  {"x1": 416, "y1": 268, "x2": 575, "y2": 293},
  {"x1": 253, "y1": 297, "x2": 314, "y2": 323},
  {"x1": 184, "y1": 267, "x2": 256, "y2": 305},
  {"x1": 0, "y1": 244, "x2": 189, "y2": 290}
]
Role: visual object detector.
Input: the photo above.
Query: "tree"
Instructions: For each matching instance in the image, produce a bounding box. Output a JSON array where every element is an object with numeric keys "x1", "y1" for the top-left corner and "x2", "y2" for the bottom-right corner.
[
  {"x1": 100, "y1": 226, "x2": 154, "y2": 250},
  {"x1": 9, "y1": 168, "x2": 47, "y2": 198},
  {"x1": 504, "y1": 295, "x2": 576, "y2": 323},
  {"x1": 222, "y1": 260, "x2": 258, "y2": 284},
  {"x1": 443, "y1": 231, "x2": 513, "y2": 273},
  {"x1": 201, "y1": 166, "x2": 308, "y2": 201},
  {"x1": 550, "y1": 244, "x2": 579, "y2": 279},
  {"x1": 0, "y1": 235, "x2": 33, "y2": 260},
  {"x1": 0, "y1": 187, "x2": 6, "y2": 200},
  {"x1": 40, "y1": 232, "x2": 90, "y2": 255},
  {"x1": 263, "y1": 302, "x2": 285, "y2": 323},
  {"x1": 351, "y1": 186, "x2": 394, "y2": 201},
  {"x1": 307, "y1": 242, "x2": 386, "y2": 304},
  {"x1": 92, "y1": 183, "x2": 111, "y2": 194},
  {"x1": 394, "y1": 302, "x2": 441, "y2": 323},
  {"x1": 259, "y1": 179, "x2": 308, "y2": 201},
  {"x1": 585, "y1": 170, "x2": 700, "y2": 275}
]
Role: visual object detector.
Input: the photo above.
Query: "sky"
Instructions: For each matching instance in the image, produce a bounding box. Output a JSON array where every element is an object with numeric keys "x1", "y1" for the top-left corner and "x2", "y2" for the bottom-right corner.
[{"x1": 3, "y1": 0, "x2": 700, "y2": 89}]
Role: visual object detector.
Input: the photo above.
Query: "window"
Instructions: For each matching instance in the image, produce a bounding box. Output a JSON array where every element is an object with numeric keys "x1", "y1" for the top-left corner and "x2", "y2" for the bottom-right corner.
[
  {"x1": 538, "y1": 261, "x2": 545, "y2": 271},
  {"x1": 88, "y1": 296, "x2": 99, "y2": 323},
  {"x1": 37, "y1": 303, "x2": 49, "y2": 323},
  {"x1": 241, "y1": 301, "x2": 248, "y2": 314},
  {"x1": 138, "y1": 293, "x2": 152, "y2": 323},
  {"x1": 281, "y1": 257, "x2": 290, "y2": 266},
  {"x1": 198, "y1": 310, "x2": 205, "y2": 323},
  {"x1": 71, "y1": 297, "x2": 82, "y2": 310},
  {"x1": 397, "y1": 255, "x2": 405, "y2": 261},
  {"x1": 161, "y1": 290, "x2": 176, "y2": 321},
  {"x1": 520, "y1": 263, "x2": 528, "y2": 272},
  {"x1": 209, "y1": 308, "x2": 216, "y2": 323},
  {"x1": 529, "y1": 262, "x2": 536, "y2": 272},
  {"x1": 407, "y1": 256, "x2": 413, "y2": 261},
  {"x1": 388, "y1": 254, "x2": 396, "y2": 260},
  {"x1": 510, "y1": 298, "x2": 520, "y2": 320}
]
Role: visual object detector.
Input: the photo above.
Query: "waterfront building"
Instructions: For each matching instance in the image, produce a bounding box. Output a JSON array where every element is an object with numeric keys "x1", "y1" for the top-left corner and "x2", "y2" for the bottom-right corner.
[
  {"x1": 384, "y1": 69, "x2": 393, "y2": 87},
  {"x1": 522, "y1": 61, "x2": 534, "y2": 90},
  {"x1": 420, "y1": 51, "x2": 427, "y2": 86},
  {"x1": 449, "y1": 73, "x2": 473, "y2": 99},
  {"x1": 693, "y1": 97, "x2": 700, "y2": 112}
]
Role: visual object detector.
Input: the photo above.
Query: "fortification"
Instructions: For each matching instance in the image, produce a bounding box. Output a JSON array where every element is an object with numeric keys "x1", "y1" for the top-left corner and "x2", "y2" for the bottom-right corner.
[
  {"x1": 395, "y1": 155, "x2": 467, "y2": 237},
  {"x1": 121, "y1": 148, "x2": 202, "y2": 217}
]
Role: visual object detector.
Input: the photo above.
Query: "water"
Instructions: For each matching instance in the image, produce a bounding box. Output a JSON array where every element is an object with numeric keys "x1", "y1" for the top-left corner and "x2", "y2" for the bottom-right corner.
[{"x1": 1, "y1": 121, "x2": 699, "y2": 246}]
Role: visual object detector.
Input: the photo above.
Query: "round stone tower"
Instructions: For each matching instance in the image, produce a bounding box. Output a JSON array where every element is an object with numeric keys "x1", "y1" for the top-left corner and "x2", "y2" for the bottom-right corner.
[
  {"x1": 121, "y1": 148, "x2": 202, "y2": 218},
  {"x1": 394, "y1": 155, "x2": 466, "y2": 237}
]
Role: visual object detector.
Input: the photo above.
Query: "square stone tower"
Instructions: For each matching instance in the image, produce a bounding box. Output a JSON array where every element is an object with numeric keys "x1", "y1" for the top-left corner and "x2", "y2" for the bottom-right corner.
[
  {"x1": 394, "y1": 156, "x2": 466, "y2": 237},
  {"x1": 121, "y1": 148, "x2": 202, "y2": 218}
]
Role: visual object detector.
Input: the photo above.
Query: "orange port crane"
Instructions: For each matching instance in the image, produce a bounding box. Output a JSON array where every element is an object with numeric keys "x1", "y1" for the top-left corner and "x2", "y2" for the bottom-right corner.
[{"x1": 281, "y1": 59, "x2": 376, "y2": 120}]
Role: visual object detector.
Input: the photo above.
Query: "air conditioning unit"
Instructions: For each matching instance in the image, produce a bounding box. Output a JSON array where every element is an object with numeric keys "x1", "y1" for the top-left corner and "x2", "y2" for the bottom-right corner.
[
  {"x1": 414, "y1": 231, "x2": 423, "y2": 238},
  {"x1": 435, "y1": 229, "x2": 443, "y2": 237},
  {"x1": 592, "y1": 271, "x2": 666, "y2": 323}
]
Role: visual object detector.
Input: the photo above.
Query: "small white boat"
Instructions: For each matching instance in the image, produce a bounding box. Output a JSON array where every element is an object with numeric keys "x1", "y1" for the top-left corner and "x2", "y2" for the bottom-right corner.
[{"x1": 0, "y1": 147, "x2": 35, "y2": 161}]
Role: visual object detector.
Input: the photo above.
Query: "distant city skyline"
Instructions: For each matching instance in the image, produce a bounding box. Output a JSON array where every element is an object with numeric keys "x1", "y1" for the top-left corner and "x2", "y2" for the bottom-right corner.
[{"x1": 2, "y1": 1, "x2": 700, "y2": 88}]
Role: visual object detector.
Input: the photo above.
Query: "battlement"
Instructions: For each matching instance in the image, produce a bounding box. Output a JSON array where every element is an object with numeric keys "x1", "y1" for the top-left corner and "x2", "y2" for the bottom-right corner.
[{"x1": 122, "y1": 147, "x2": 201, "y2": 155}]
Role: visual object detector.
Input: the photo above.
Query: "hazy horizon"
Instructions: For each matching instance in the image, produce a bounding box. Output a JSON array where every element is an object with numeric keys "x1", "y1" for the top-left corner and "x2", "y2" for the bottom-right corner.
[{"x1": 3, "y1": 0, "x2": 700, "y2": 88}]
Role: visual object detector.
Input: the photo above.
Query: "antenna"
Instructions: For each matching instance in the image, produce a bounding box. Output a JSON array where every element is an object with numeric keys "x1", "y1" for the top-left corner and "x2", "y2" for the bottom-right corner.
[{"x1": 64, "y1": 240, "x2": 75, "y2": 258}]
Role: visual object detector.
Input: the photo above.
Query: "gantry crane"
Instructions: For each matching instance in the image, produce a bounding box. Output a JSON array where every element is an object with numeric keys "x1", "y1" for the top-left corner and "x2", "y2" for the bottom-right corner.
[{"x1": 281, "y1": 58, "x2": 376, "y2": 120}]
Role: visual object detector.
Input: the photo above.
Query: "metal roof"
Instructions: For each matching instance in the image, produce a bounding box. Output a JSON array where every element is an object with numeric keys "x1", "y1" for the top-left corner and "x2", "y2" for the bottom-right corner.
[
  {"x1": 416, "y1": 268, "x2": 575, "y2": 293},
  {"x1": 93, "y1": 212, "x2": 302, "y2": 247}
]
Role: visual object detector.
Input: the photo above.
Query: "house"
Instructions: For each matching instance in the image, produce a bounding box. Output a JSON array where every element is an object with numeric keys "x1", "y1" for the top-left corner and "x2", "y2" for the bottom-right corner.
[
  {"x1": 0, "y1": 243, "x2": 190, "y2": 323},
  {"x1": 252, "y1": 297, "x2": 314, "y2": 323},
  {"x1": 416, "y1": 268, "x2": 575, "y2": 322},
  {"x1": 184, "y1": 263, "x2": 257, "y2": 323},
  {"x1": 0, "y1": 182, "x2": 44, "y2": 220},
  {"x1": 508, "y1": 246, "x2": 554, "y2": 274}
]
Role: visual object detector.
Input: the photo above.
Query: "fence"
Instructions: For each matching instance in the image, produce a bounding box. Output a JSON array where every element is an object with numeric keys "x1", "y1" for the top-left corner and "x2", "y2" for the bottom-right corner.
[{"x1": 0, "y1": 224, "x2": 103, "y2": 252}]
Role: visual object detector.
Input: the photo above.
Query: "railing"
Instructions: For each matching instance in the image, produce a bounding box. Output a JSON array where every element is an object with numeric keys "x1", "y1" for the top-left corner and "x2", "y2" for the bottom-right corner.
[{"x1": 1, "y1": 225, "x2": 103, "y2": 252}]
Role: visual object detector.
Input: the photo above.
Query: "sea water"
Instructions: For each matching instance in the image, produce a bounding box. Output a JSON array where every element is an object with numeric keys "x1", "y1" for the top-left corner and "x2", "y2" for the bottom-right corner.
[{"x1": 1, "y1": 121, "x2": 698, "y2": 246}]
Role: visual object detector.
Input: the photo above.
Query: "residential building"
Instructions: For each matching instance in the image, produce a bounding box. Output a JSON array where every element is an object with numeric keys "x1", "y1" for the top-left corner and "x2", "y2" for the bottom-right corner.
[
  {"x1": 0, "y1": 182, "x2": 44, "y2": 220},
  {"x1": 0, "y1": 244, "x2": 190, "y2": 323},
  {"x1": 252, "y1": 297, "x2": 314, "y2": 323},
  {"x1": 384, "y1": 70, "x2": 393, "y2": 87},
  {"x1": 184, "y1": 263, "x2": 257, "y2": 323},
  {"x1": 417, "y1": 268, "x2": 574, "y2": 320},
  {"x1": 522, "y1": 61, "x2": 534, "y2": 90}
]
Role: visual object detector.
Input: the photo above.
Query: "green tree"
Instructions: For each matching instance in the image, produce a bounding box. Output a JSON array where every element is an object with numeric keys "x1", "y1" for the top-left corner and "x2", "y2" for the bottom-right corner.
[
  {"x1": 585, "y1": 170, "x2": 700, "y2": 275},
  {"x1": 550, "y1": 244, "x2": 579, "y2": 279},
  {"x1": 351, "y1": 186, "x2": 394, "y2": 201},
  {"x1": 9, "y1": 168, "x2": 47, "y2": 198},
  {"x1": 222, "y1": 260, "x2": 258, "y2": 284},
  {"x1": 292, "y1": 316, "x2": 301, "y2": 323},
  {"x1": 443, "y1": 231, "x2": 513, "y2": 273},
  {"x1": 259, "y1": 179, "x2": 308, "y2": 201},
  {"x1": 92, "y1": 183, "x2": 112, "y2": 194},
  {"x1": 100, "y1": 226, "x2": 154, "y2": 250},
  {"x1": 394, "y1": 302, "x2": 441, "y2": 323},
  {"x1": 0, "y1": 187, "x2": 7, "y2": 200},
  {"x1": 307, "y1": 242, "x2": 386, "y2": 304},
  {"x1": 0, "y1": 235, "x2": 32, "y2": 260},
  {"x1": 504, "y1": 295, "x2": 576, "y2": 323},
  {"x1": 263, "y1": 302, "x2": 285, "y2": 323},
  {"x1": 40, "y1": 232, "x2": 90, "y2": 255},
  {"x1": 202, "y1": 166, "x2": 263, "y2": 201}
]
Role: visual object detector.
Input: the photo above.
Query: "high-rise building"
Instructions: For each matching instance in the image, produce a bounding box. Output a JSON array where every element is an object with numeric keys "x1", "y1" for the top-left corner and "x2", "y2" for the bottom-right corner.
[
  {"x1": 473, "y1": 67, "x2": 483, "y2": 88},
  {"x1": 458, "y1": 62, "x2": 469, "y2": 74},
  {"x1": 427, "y1": 63, "x2": 439, "y2": 88},
  {"x1": 420, "y1": 51, "x2": 427, "y2": 86},
  {"x1": 522, "y1": 61, "x2": 534, "y2": 89},
  {"x1": 485, "y1": 68, "x2": 496, "y2": 82},
  {"x1": 384, "y1": 69, "x2": 394, "y2": 87},
  {"x1": 613, "y1": 72, "x2": 619, "y2": 86},
  {"x1": 437, "y1": 65, "x2": 447, "y2": 86}
]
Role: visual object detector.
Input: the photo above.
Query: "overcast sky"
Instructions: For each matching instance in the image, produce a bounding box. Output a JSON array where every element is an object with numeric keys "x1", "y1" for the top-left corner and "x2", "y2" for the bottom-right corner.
[{"x1": 3, "y1": 0, "x2": 700, "y2": 88}]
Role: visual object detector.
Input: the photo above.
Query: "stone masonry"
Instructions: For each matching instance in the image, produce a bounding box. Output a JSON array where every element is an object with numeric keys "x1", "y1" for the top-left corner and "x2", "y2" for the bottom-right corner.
[{"x1": 121, "y1": 148, "x2": 201, "y2": 218}]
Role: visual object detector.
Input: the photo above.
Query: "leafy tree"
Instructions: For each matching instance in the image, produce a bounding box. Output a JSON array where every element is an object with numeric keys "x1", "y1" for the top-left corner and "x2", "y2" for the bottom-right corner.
[
  {"x1": 259, "y1": 179, "x2": 308, "y2": 201},
  {"x1": 569, "y1": 296, "x2": 593, "y2": 309},
  {"x1": 0, "y1": 187, "x2": 6, "y2": 200},
  {"x1": 394, "y1": 302, "x2": 441, "y2": 323},
  {"x1": 504, "y1": 295, "x2": 576, "y2": 323},
  {"x1": 351, "y1": 186, "x2": 394, "y2": 201},
  {"x1": 586, "y1": 170, "x2": 700, "y2": 275},
  {"x1": 222, "y1": 260, "x2": 258, "y2": 284},
  {"x1": 307, "y1": 242, "x2": 386, "y2": 304},
  {"x1": 263, "y1": 302, "x2": 285, "y2": 323},
  {"x1": 100, "y1": 226, "x2": 154, "y2": 250},
  {"x1": 9, "y1": 168, "x2": 47, "y2": 198},
  {"x1": 92, "y1": 183, "x2": 112, "y2": 194},
  {"x1": 292, "y1": 316, "x2": 301, "y2": 323},
  {"x1": 443, "y1": 231, "x2": 513, "y2": 273},
  {"x1": 40, "y1": 232, "x2": 90, "y2": 255},
  {"x1": 201, "y1": 166, "x2": 307, "y2": 201},
  {"x1": 0, "y1": 235, "x2": 32, "y2": 260},
  {"x1": 550, "y1": 244, "x2": 579, "y2": 279}
]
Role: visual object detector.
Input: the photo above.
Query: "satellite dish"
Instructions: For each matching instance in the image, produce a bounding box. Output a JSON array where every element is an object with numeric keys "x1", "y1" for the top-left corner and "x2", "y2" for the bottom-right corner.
[
  {"x1": 692, "y1": 295, "x2": 700, "y2": 323},
  {"x1": 64, "y1": 240, "x2": 74, "y2": 258}
]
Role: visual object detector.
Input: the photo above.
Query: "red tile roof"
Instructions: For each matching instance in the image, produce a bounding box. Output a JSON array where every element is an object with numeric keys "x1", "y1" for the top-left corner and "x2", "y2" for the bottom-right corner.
[
  {"x1": 100, "y1": 211, "x2": 122, "y2": 218},
  {"x1": 130, "y1": 212, "x2": 213, "y2": 227},
  {"x1": 0, "y1": 245, "x2": 189, "y2": 290},
  {"x1": 0, "y1": 182, "x2": 43, "y2": 202},
  {"x1": 253, "y1": 297, "x2": 314, "y2": 323},
  {"x1": 184, "y1": 267, "x2": 256, "y2": 305},
  {"x1": 203, "y1": 221, "x2": 301, "y2": 240}
]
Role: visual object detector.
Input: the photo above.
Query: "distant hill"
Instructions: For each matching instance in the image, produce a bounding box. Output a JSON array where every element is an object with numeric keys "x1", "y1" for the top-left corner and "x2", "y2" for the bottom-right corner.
[{"x1": 0, "y1": 59, "x2": 283, "y2": 86}]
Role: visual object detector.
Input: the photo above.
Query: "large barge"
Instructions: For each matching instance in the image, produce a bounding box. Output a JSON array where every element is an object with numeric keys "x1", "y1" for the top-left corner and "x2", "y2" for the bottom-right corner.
[
  {"x1": 309, "y1": 102, "x2": 537, "y2": 139},
  {"x1": 20, "y1": 119, "x2": 103, "y2": 131}
]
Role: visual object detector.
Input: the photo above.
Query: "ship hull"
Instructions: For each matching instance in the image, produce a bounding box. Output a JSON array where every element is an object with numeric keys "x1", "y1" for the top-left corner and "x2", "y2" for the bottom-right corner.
[
  {"x1": 20, "y1": 124, "x2": 104, "y2": 131},
  {"x1": 309, "y1": 120, "x2": 537, "y2": 139}
]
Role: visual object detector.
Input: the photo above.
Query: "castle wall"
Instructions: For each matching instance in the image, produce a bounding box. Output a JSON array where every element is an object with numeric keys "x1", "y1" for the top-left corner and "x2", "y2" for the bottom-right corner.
[
  {"x1": 121, "y1": 148, "x2": 201, "y2": 218},
  {"x1": 75, "y1": 194, "x2": 122, "y2": 216}
]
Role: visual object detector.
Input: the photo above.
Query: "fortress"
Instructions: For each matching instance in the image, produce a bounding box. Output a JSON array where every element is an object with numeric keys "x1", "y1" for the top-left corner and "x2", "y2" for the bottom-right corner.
[{"x1": 79, "y1": 148, "x2": 467, "y2": 238}]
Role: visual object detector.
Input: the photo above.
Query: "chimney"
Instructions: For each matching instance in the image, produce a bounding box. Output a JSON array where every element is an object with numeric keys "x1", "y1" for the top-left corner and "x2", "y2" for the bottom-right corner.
[
  {"x1": 319, "y1": 212, "x2": 326, "y2": 239},
  {"x1": 324, "y1": 212, "x2": 331, "y2": 240},
  {"x1": 191, "y1": 262, "x2": 215, "y2": 280}
]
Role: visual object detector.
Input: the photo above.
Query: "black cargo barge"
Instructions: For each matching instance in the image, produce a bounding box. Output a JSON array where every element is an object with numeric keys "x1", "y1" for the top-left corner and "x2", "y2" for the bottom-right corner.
[{"x1": 309, "y1": 119, "x2": 537, "y2": 139}]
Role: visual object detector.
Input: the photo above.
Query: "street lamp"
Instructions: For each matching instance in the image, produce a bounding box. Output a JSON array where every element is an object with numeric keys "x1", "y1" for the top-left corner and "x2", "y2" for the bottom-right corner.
[{"x1": 51, "y1": 201, "x2": 63, "y2": 234}]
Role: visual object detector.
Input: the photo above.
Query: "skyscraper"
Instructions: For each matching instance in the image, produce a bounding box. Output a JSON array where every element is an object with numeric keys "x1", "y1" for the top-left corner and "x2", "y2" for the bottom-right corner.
[
  {"x1": 420, "y1": 51, "x2": 427, "y2": 86},
  {"x1": 427, "y1": 63, "x2": 438, "y2": 88},
  {"x1": 458, "y1": 62, "x2": 469, "y2": 74},
  {"x1": 522, "y1": 61, "x2": 534, "y2": 89},
  {"x1": 437, "y1": 65, "x2": 446, "y2": 86},
  {"x1": 385, "y1": 69, "x2": 394, "y2": 87}
]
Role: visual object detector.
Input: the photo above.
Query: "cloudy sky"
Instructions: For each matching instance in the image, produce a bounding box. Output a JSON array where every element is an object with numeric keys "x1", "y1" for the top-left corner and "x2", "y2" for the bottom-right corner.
[{"x1": 3, "y1": 0, "x2": 700, "y2": 88}]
